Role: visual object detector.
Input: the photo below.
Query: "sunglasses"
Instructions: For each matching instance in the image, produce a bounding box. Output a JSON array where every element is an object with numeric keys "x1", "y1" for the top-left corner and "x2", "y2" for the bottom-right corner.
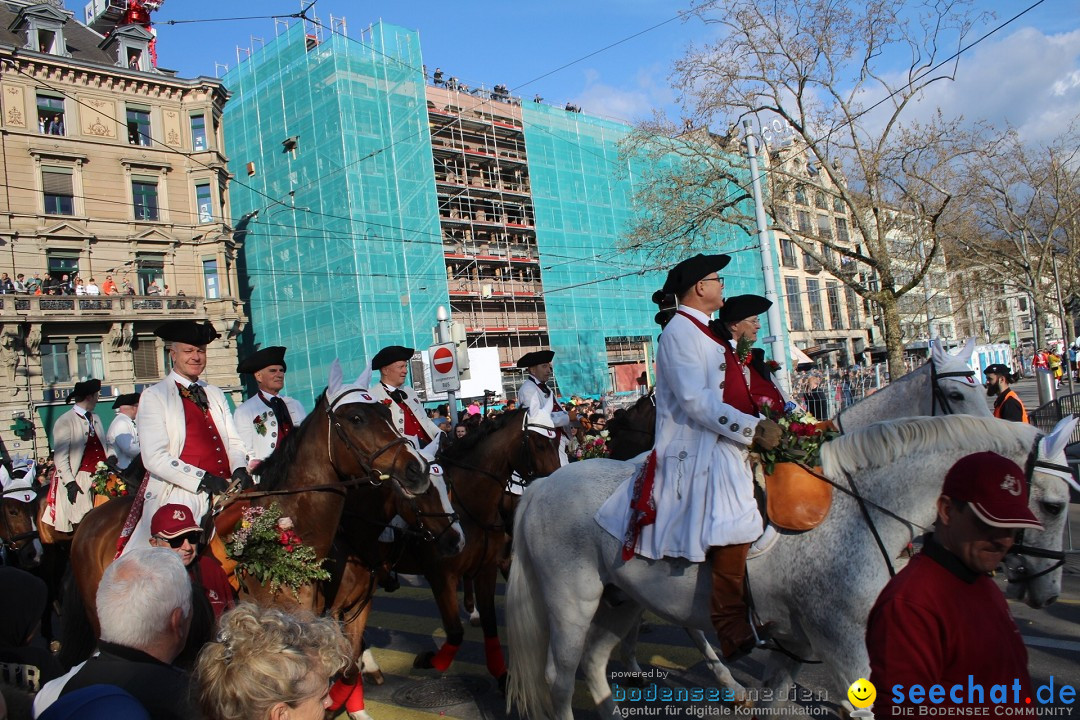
[{"x1": 155, "y1": 531, "x2": 201, "y2": 548}]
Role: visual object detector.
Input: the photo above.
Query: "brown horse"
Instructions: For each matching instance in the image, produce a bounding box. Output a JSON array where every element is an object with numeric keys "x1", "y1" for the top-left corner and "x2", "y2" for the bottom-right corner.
[
  {"x1": 605, "y1": 393, "x2": 656, "y2": 460},
  {"x1": 326, "y1": 409, "x2": 562, "y2": 718},
  {"x1": 1, "y1": 486, "x2": 42, "y2": 568},
  {"x1": 65, "y1": 381, "x2": 427, "y2": 648}
]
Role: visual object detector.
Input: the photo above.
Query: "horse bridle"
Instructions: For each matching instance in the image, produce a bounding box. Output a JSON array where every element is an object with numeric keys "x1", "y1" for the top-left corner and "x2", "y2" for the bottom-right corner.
[
  {"x1": 0, "y1": 487, "x2": 39, "y2": 552},
  {"x1": 930, "y1": 359, "x2": 977, "y2": 416},
  {"x1": 325, "y1": 389, "x2": 422, "y2": 492},
  {"x1": 1004, "y1": 459, "x2": 1074, "y2": 584}
]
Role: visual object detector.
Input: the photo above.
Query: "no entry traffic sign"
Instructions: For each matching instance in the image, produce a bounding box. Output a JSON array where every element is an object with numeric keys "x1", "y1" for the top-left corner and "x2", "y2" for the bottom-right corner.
[{"x1": 428, "y1": 342, "x2": 460, "y2": 392}]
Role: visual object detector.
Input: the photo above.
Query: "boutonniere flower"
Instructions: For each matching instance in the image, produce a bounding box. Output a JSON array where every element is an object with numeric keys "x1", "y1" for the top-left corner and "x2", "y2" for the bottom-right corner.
[
  {"x1": 735, "y1": 336, "x2": 754, "y2": 365},
  {"x1": 253, "y1": 414, "x2": 267, "y2": 437},
  {"x1": 767, "y1": 359, "x2": 782, "y2": 372},
  {"x1": 381, "y1": 398, "x2": 393, "y2": 407}
]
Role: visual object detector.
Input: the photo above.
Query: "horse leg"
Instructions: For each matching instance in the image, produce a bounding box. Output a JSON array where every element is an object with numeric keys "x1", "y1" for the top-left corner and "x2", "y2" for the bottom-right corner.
[
  {"x1": 462, "y1": 575, "x2": 480, "y2": 627},
  {"x1": 546, "y1": 593, "x2": 604, "y2": 720},
  {"x1": 327, "y1": 558, "x2": 376, "y2": 720},
  {"x1": 360, "y1": 638, "x2": 384, "y2": 686},
  {"x1": 581, "y1": 601, "x2": 646, "y2": 718},
  {"x1": 683, "y1": 628, "x2": 747, "y2": 704},
  {"x1": 473, "y1": 561, "x2": 507, "y2": 690},
  {"x1": 414, "y1": 571, "x2": 465, "y2": 671}
]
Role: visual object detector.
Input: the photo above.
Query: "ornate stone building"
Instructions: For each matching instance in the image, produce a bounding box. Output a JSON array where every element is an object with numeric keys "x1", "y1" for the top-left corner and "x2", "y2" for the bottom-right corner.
[{"x1": 0, "y1": 2, "x2": 245, "y2": 456}]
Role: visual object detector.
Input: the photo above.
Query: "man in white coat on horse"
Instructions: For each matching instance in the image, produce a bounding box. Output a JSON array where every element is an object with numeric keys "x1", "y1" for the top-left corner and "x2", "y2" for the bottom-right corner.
[
  {"x1": 515, "y1": 350, "x2": 574, "y2": 466},
  {"x1": 233, "y1": 346, "x2": 307, "y2": 468},
  {"x1": 106, "y1": 393, "x2": 141, "y2": 470},
  {"x1": 45, "y1": 379, "x2": 108, "y2": 532},
  {"x1": 597, "y1": 253, "x2": 782, "y2": 660},
  {"x1": 119, "y1": 320, "x2": 252, "y2": 555},
  {"x1": 368, "y1": 345, "x2": 443, "y2": 457}
]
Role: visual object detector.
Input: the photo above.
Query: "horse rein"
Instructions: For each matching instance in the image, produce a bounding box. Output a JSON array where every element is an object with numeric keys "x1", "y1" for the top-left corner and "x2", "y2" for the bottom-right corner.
[{"x1": 1005, "y1": 459, "x2": 1076, "y2": 583}]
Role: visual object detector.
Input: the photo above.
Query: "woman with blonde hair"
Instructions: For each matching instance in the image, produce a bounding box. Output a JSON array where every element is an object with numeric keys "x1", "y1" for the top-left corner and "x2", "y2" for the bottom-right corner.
[{"x1": 195, "y1": 604, "x2": 350, "y2": 720}]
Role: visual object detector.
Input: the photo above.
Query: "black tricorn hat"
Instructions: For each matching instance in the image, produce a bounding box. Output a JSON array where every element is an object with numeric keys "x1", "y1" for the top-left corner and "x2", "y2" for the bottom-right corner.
[
  {"x1": 516, "y1": 350, "x2": 555, "y2": 369},
  {"x1": 67, "y1": 378, "x2": 101, "y2": 403},
  {"x1": 720, "y1": 294, "x2": 772, "y2": 325},
  {"x1": 660, "y1": 254, "x2": 731, "y2": 297},
  {"x1": 237, "y1": 346, "x2": 287, "y2": 374},
  {"x1": 154, "y1": 320, "x2": 220, "y2": 346},
  {"x1": 371, "y1": 345, "x2": 414, "y2": 370},
  {"x1": 112, "y1": 392, "x2": 141, "y2": 408}
]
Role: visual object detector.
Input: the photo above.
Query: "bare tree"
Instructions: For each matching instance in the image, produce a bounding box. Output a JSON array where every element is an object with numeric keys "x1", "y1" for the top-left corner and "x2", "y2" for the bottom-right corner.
[
  {"x1": 947, "y1": 128, "x2": 1080, "y2": 348},
  {"x1": 621, "y1": 0, "x2": 988, "y2": 376}
]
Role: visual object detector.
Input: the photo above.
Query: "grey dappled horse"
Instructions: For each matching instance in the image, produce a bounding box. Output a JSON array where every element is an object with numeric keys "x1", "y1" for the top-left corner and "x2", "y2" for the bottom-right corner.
[{"x1": 505, "y1": 415, "x2": 1077, "y2": 720}]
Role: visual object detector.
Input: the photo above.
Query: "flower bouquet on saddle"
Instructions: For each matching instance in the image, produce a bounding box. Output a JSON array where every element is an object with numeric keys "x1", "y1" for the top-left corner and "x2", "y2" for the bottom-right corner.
[
  {"x1": 572, "y1": 431, "x2": 610, "y2": 461},
  {"x1": 90, "y1": 461, "x2": 129, "y2": 507},
  {"x1": 225, "y1": 503, "x2": 330, "y2": 597},
  {"x1": 756, "y1": 402, "x2": 839, "y2": 532}
]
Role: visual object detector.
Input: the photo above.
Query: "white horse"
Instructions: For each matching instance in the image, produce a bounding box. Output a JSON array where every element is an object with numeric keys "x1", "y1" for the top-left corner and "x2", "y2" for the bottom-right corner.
[{"x1": 505, "y1": 414, "x2": 1078, "y2": 720}]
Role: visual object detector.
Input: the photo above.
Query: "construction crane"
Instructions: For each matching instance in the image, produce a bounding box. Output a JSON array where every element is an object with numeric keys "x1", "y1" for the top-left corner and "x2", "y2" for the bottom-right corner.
[{"x1": 86, "y1": 0, "x2": 165, "y2": 67}]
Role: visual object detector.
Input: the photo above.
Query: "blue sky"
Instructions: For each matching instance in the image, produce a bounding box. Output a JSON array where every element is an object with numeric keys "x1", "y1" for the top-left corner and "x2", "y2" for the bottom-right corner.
[{"x1": 70, "y1": 1, "x2": 1080, "y2": 141}]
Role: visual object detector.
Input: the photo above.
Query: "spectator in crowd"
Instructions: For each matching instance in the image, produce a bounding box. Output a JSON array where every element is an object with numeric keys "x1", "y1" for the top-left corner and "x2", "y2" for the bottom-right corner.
[
  {"x1": 26, "y1": 274, "x2": 42, "y2": 293},
  {"x1": 85, "y1": 278, "x2": 100, "y2": 296},
  {"x1": 13, "y1": 274, "x2": 27, "y2": 293},
  {"x1": 101, "y1": 276, "x2": 117, "y2": 295},
  {"x1": 162, "y1": 285, "x2": 170, "y2": 296},
  {"x1": 121, "y1": 276, "x2": 135, "y2": 295},
  {"x1": 803, "y1": 375, "x2": 829, "y2": 420},
  {"x1": 585, "y1": 413, "x2": 607, "y2": 438},
  {"x1": 0, "y1": 273, "x2": 14, "y2": 294},
  {"x1": 32, "y1": 548, "x2": 195, "y2": 720},
  {"x1": 146, "y1": 280, "x2": 161, "y2": 296},
  {"x1": 433, "y1": 67, "x2": 444, "y2": 85},
  {"x1": 148, "y1": 504, "x2": 235, "y2": 622},
  {"x1": 984, "y1": 364, "x2": 1027, "y2": 423},
  {"x1": 1070, "y1": 340, "x2": 1080, "y2": 382},
  {"x1": 194, "y1": 604, "x2": 349, "y2": 720},
  {"x1": 438, "y1": 419, "x2": 451, "y2": 433},
  {"x1": 454, "y1": 423, "x2": 468, "y2": 440},
  {"x1": 0, "y1": 567, "x2": 64, "y2": 692},
  {"x1": 36, "y1": 685, "x2": 149, "y2": 720},
  {"x1": 73, "y1": 278, "x2": 86, "y2": 296}
]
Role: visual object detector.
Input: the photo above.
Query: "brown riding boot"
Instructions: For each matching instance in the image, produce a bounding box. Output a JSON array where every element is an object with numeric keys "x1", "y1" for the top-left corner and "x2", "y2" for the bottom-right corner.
[{"x1": 709, "y1": 543, "x2": 762, "y2": 660}]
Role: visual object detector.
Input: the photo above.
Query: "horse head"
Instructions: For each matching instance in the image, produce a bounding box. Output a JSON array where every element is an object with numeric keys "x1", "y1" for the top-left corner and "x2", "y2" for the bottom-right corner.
[
  {"x1": 325, "y1": 359, "x2": 428, "y2": 496},
  {"x1": 0, "y1": 460, "x2": 43, "y2": 568},
  {"x1": 391, "y1": 471, "x2": 465, "y2": 557},
  {"x1": 605, "y1": 393, "x2": 656, "y2": 460},
  {"x1": 1004, "y1": 416, "x2": 1078, "y2": 608}
]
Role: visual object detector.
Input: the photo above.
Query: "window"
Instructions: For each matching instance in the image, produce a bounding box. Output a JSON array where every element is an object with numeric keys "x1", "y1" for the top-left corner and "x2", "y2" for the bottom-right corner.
[
  {"x1": 785, "y1": 277, "x2": 805, "y2": 332},
  {"x1": 37, "y1": 94, "x2": 64, "y2": 136},
  {"x1": 781, "y1": 238, "x2": 798, "y2": 268},
  {"x1": 845, "y1": 286, "x2": 860, "y2": 329},
  {"x1": 42, "y1": 167, "x2": 74, "y2": 215},
  {"x1": 132, "y1": 178, "x2": 159, "y2": 220},
  {"x1": 46, "y1": 251, "x2": 78, "y2": 287},
  {"x1": 817, "y1": 215, "x2": 832, "y2": 240},
  {"x1": 190, "y1": 114, "x2": 207, "y2": 151},
  {"x1": 826, "y1": 282, "x2": 844, "y2": 330},
  {"x1": 132, "y1": 336, "x2": 159, "y2": 380},
  {"x1": 76, "y1": 341, "x2": 104, "y2": 381},
  {"x1": 774, "y1": 206, "x2": 790, "y2": 228},
  {"x1": 797, "y1": 210, "x2": 812, "y2": 233},
  {"x1": 126, "y1": 107, "x2": 151, "y2": 146},
  {"x1": 195, "y1": 182, "x2": 212, "y2": 223},
  {"x1": 37, "y1": 28, "x2": 57, "y2": 54},
  {"x1": 794, "y1": 185, "x2": 807, "y2": 205},
  {"x1": 203, "y1": 258, "x2": 219, "y2": 299},
  {"x1": 815, "y1": 191, "x2": 828, "y2": 210},
  {"x1": 41, "y1": 342, "x2": 70, "y2": 384},
  {"x1": 803, "y1": 250, "x2": 822, "y2": 272},
  {"x1": 807, "y1": 279, "x2": 825, "y2": 331},
  {"x1": 136, "y1": 253, "x2": 165, "y2": 294},
  {"x1": 833, "y1": 197, "x2": 845, "y2": 213},
  {"x1": 126, "y1": 48, "x2": 143, "y2": 70},
  {"x1": 836, "y1": 217, "x2": 850, "y2": 244}
]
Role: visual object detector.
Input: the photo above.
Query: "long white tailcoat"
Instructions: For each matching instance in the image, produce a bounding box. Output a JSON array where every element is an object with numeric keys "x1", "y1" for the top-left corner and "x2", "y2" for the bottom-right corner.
[
  {"x1": 517, "y1": 375, "x2": 571, "y2": 465},
  {"x1": 596, "y1": 306, "x2": 762, "y2": 561},
  {"x1": 49, "y1": 406, "x2": 108, "y2": 531},
  {"x1": 106, "y1": 413, "x2": 140, "y2": 469},
  {"x1": 122, "y1": 371, "x2": 247, "y2": 554},
  {"x1": 233, "y1": 392, "x2": 307, "y2": 463}
]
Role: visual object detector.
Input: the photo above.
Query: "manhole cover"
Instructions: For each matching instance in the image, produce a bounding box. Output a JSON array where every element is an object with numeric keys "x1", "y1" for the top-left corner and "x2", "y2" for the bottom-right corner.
[{"x1": 392, "y1": 676, "x2": 492, "y2": 708}]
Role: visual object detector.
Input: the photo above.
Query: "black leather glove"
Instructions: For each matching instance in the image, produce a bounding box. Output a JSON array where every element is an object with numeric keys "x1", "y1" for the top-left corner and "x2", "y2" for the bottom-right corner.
[
  {"x1": 65, "y1": 481, "x2": 81, "y2": 505},
  {"x1": 231, "y1": 467, "x2": 255, "y2": 491},
  {"x1": 753, "y1": 418, "x2": 783, "y2": 451},
  {"x1": 198, "y1": 473, "x2": 229, "y2": 495}
]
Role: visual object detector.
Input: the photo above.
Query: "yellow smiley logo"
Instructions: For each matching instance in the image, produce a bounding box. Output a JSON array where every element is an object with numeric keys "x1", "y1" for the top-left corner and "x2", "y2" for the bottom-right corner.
[{"x1": 848, "y1": 678, "x2": 876, "y2": 709}]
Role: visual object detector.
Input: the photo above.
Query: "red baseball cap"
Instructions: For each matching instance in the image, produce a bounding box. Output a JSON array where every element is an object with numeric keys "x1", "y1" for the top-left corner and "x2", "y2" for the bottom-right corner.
[
  {"x1": 150, "y1": 504, "x2": 202, "y2": 540},
  {"x1": 941, "y1": 452, "x2": 1043, "y2": 530}
]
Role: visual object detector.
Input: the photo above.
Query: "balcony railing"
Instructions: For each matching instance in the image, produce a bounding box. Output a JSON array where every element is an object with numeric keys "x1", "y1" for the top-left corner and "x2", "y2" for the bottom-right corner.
[{"x1": 4, "y1": 295, "x2": 205, "y2": 318}]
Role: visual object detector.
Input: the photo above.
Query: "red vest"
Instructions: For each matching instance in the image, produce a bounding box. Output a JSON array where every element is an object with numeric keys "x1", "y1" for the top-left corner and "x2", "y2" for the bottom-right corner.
[
  {"x1": 78, "y1": 422, "x2": 107, "y2": 473},
  {"x1": 399, "y1": 402, "x2": 431, "y2": 446},
  {"x1": 748, "y1": 364, "x2": 785, "y2": 412},
  {"x1": 177, "y1": 387, "x2": 231, "y2": 476},
  {"x1": 678, "y1": 311, "x2": 758, "y2": 416}
]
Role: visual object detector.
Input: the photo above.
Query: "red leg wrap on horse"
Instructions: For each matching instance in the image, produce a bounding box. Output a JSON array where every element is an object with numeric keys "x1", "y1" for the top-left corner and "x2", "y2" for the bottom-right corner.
[
  {"x1": 345, "y1": 679, "x2": 366, "y2": 713},
  {"x1": 430, "y1": 642, "x2": 460, "y2": 671},
  {"x1": 328, "y1": 678, "x2": 355, "y2": 711},
  {"x1": 484, "y1": 636, "x2": 507, "y2": 677}
]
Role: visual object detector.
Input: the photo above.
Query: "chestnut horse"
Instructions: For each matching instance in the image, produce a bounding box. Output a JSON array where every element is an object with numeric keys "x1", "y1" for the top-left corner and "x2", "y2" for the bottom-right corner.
[
  {"x1": 326, "y1": 408, "x2": 562, "y2": 720},
  {"x1": 605, "y1": 393, "x2": 656, "y2": 461},
  {"x1": 65, "y1": 370, "x2": 429, "y2": 650}
]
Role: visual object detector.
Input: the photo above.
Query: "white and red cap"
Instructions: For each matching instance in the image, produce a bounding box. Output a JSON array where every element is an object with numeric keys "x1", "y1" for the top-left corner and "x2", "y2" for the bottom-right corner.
[
  {"x1": 150, "y1": 504, "x2": 202, "y2": 539},
  {"x1": 942, "y1": 452, "x2": 1043, "y2": 530}
]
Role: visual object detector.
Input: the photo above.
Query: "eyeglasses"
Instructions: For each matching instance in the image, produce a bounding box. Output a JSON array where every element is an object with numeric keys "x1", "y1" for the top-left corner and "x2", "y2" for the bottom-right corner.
[
  {"x1": 154, "y1": 532, "x2": 201, "y2": 548},
  {"x1": 699, "y1": 277, "x2": 724, "y2": 286}
]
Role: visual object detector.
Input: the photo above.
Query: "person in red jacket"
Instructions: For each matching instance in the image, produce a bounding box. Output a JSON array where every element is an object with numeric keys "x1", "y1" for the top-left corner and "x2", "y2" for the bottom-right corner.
[
  {"x1": 866, "y1": 452, "x2": 1042, "y2": 714},
  {"x1": 148, "y1": 504, "x2": 235, "y2": 621}
]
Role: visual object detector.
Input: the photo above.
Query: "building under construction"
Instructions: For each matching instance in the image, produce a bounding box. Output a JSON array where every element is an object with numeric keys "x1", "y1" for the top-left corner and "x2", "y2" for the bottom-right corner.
[{"x1": 222, "y1": 20, "x2": 767, "y2": 405}]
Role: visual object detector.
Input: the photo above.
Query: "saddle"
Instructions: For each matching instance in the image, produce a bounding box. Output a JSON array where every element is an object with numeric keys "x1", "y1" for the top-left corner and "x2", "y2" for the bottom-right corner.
[{"x1": 763, "y1": 463, "x2": 833, "y2": 532}]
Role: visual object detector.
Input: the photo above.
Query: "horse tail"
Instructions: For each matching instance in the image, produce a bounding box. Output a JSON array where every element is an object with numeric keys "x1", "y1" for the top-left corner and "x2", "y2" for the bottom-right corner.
[
  {"x1": 505, "y1": 486, "x2": 555, "y2": 719},
  {"x1": 57, "y1": 566, "x2": 96, "y2": 670}
]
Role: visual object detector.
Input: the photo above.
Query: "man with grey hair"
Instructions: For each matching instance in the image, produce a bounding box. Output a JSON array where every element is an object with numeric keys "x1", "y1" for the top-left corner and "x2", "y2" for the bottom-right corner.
[{"x1": 31, "y1": 548, "x2": 194, "y2": 719}]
